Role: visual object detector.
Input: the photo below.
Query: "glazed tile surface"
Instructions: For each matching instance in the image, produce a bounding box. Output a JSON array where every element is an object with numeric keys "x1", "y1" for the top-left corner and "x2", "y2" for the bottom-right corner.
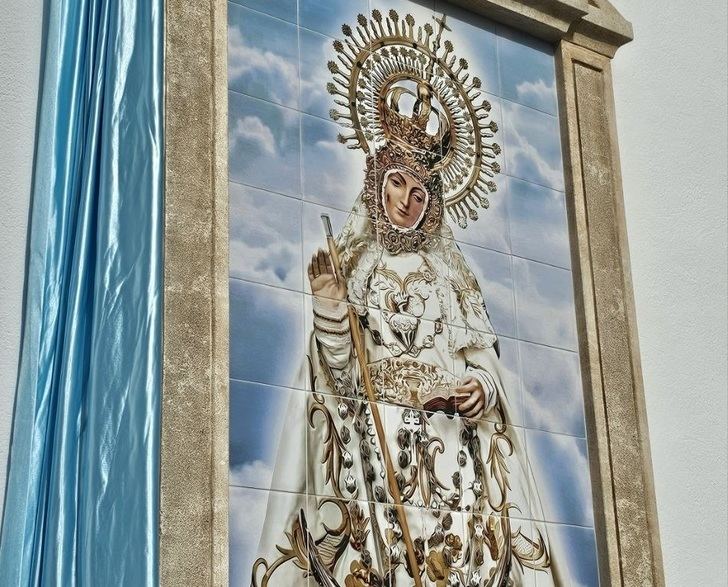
[{"x1": 227, "y1": 1, "x2": 598, "y2": 585}]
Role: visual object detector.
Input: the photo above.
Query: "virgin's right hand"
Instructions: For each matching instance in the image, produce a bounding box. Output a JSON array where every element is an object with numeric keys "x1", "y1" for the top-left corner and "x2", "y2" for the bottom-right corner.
[{"x1": 308, "y1": 249, "x2": 347, "y2": 302}]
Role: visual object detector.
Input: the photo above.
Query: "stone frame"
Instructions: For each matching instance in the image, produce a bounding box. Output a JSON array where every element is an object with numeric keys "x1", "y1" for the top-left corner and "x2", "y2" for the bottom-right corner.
[{"x1": 160, "y1": 1, "x2": 665, "y2": 585}]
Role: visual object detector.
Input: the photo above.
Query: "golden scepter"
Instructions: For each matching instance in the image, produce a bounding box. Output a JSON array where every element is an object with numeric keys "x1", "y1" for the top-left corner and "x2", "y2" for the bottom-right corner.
[{"x1": 321, "y1": 214, "x2": 423, "y2": 587}]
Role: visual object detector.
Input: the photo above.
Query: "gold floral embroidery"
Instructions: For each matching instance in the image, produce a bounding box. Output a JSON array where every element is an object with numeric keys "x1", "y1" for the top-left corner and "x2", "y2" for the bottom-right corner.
[
  {"x1": 368, "y1": 357, "x2": 458, "y2": 409},
  {"x1": 367, "y1": 258, "x2": 449, "y2": 357}
]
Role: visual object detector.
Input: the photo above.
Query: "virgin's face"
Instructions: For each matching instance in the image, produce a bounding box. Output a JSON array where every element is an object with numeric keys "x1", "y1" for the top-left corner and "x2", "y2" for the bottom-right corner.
[{"x1": 383, "y1": 170, "x2": 428, "y2": 229}]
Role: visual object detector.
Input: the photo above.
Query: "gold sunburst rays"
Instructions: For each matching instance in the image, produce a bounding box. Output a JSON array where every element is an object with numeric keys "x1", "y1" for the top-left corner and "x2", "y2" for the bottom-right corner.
[{"x1": 327, "y1": 9, "x2": 501, "y2": 229}]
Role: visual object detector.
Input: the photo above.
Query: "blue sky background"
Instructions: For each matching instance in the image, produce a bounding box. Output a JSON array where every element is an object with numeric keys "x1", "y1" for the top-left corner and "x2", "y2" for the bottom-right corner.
[{"x1": 228, "y1": 1, "x2": 598, "y2": 585}]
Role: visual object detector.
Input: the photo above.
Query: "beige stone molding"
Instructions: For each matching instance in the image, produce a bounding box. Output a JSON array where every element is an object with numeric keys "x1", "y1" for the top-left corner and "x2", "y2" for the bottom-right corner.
[
  {"x1": 161, "y1": 1, "x2": 228, "y2": 585},
  {"x1": 160, "y1": 1, "x2": 663, "y2": 586},
  {"x1": 556, "y1": 41, "x2": 665, "y2": 586},
  {"x1": 448, "y1": 0, "x2": 632, "y2": 56}
]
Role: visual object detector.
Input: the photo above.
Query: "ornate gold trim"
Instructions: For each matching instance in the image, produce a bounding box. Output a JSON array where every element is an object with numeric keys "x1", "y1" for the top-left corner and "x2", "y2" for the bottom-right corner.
[{"x1": 328, "y1": 10, "x2": 501, "y2": 224}]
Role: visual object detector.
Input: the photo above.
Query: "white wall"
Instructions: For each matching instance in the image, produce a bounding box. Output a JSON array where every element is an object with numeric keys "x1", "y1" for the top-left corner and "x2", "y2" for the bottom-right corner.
[
  {"x1": 0, "y1": 0, "x2": 44, "y2": 514},
  {"x1": 611, "y1": 1, "x2": 728, "y2": 585},
  {"x1": 0, "y1": 1, "x2": 726, "y2": 584}
]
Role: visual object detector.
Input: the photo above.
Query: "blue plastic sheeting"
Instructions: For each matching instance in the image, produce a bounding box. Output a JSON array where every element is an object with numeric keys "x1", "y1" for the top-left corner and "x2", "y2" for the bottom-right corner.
[{"x1": 0, "y1": 0, "x2": 163, "y2": 584}]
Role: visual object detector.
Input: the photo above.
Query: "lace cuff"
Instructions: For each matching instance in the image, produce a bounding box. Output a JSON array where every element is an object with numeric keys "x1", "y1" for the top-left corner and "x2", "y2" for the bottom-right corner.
[
  {"x1": 312, "y1": 297, "x2": 349, "y2": 331},
  {"x1": 312, "y1": 296, "x2": 351, "y2": 369},
  {"x1": 465, "y1": 366, "x2": 498, "y2": 415}
]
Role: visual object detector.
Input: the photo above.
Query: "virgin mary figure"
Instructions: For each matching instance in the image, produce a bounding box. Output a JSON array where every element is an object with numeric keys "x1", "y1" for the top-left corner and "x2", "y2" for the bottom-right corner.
[{"x1": 249, "y1": 10, "x2": 562, "y2": 587}]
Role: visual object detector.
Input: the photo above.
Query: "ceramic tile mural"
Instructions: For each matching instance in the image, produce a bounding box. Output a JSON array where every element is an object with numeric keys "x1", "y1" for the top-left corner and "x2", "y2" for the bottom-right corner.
[{"x1": 228, "y1": 1, "x2": 599, "y2": 585}]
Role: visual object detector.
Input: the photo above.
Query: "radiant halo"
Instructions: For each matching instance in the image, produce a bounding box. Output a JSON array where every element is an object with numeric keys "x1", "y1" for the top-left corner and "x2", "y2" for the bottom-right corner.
[{"x1": 327, "y1": 9, "x2": 501, "y2": 229}]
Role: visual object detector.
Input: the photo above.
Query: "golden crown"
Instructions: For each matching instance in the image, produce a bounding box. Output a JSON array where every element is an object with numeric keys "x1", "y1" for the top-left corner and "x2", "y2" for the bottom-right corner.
[
  {"x1": 380, "y1": 82, "x2": 449, "y2": 153},
  {"x1": 327, "y1": 10, "x2": 501, "y2": 228}
]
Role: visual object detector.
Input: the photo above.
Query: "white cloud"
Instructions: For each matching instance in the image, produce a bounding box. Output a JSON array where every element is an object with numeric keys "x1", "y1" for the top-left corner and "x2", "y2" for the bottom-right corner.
[
  {"x1": 528, "y1": 390, "x2": 581, "y2": 438},
  {"x1": 529, "y1": 431, "x2": 592, "y2": 528},
  {"x1": 230, "y1": 115, "x2": 277, "y2": 157},
  {"x1": 229, "y1": 183, "x2": 302, "y2": 288},
  {"x1": 299, "y1": 68, "x2": 329, "y2": 117},
  {"x1": 502, "y1": 102, "x2": 564, "y2": 191},
  {"x1": 515, "y1": 79, "x2": 556, "y2": 111},
  {"x1": 229, "y1": 486, "x2": 269, "y2": 585},
  {"x1": 433, "y1": 3, "x2": 500, "y2": 94},
  {"x1": 302, "y1": 131, "x2": 366, "y2": 211},
  {"x1": 513, "y1": 258, "x2": 576, "y2": 350},
  {"x1": 507, "y1": 125, "x2": 563, "y2": 190},
  {"x1": 314, "y1": 138, "x2": 364, "y2": 195},
  {"x1": 228, "y1": 27, "x2": 298, "y2": 106},
  {"x1": 230, "y1": 460, "x2": 274, "y2": 488},
  {"x1": 521, "y1": 343, "x2": 583, "y2": 437},
  {"x1": 230, "y1": 238, "x2": 300, "y2": 290},
  {"x1": 508, "y1": 178, "x2": 571, "y2": 269}
]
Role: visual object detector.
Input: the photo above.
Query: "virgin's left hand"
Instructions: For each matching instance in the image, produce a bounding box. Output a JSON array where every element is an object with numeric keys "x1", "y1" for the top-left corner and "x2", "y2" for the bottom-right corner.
[{"x1": 454, "y1": 376, "x2": 485, "y2": 419}]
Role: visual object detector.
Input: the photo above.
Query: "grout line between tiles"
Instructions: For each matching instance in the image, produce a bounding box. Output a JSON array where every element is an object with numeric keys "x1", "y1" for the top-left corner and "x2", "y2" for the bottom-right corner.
[{"x1": 229, "y1": 273, "x2": 580, "y2": 354}]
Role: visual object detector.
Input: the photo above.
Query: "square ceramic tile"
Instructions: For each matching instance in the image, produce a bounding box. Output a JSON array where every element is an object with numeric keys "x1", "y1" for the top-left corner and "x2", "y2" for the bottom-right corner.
[
  {"x1": 230, "y1": 380, "x2": 307, "y2": 493},
  {"x1": 501, "y1": 100, "x2": 564, "y2": 191},
  {"x1": 438, "y1": 1, "x2": 500, "y2": 96},
  {"x1": 443, "y1": 322, "x2": 506, "y2": 425},
  {"x1": 229, "y1": 0, "x2": 296, "y2": 23},
  {"x1": 374, "y1": 150, "x2": 449, "y2": 251},
  {"x1": 307, "y1": 395, "x2": 392, "y2": 505},
  {"x1": 374, "y1": 238, "x2": 452, "y2": 322},
  {"x1": 512, "y1": 256, "x2": 578, "y2": 351},
  {"x1": 520, "y1": 341, "x2": 585, "y2": 437},
  {"x1": 371, "y1": 0, "x2": 436, "y2": 29},
  {"x1": 299, "y1": 0, "x2": 369, "y2": 41},
  {"x1": 496, "y1": 335, "x2": 524, "y2": 427},
  {"x1": 228, "y1": 3, "x2": 299, "y2": 108},
  {"x1": 301, "y1": 112, "x2": 369, "y2": 212},
  {"x1": 497, "y1": 25, "x2": 558, "y2": 115},
  {"x1": 301, "y1": 200, "x2": 366, "y2": 297},
  {"x1": 536, "y1": 522, "x2": 599, "y2": 587},
  {"x1": 229, "y1": 278, "x2": 305, "y2": 387},
  {"x1": 229, "y1": 182, "x2": 303, "y2": 291},
  {"x1": 367, "y1": 307, "x2": 455, "y2": 403},
  {"x1": 459, "y1": 420, "x2": 532, "y2": 521},
  {"x1": 307, "y1": 495, "x2": 400, "y2": 584},
  {"x1": 420, "y1": 506, "x2": 466, "y2": 586},
  {"x1": 446, "y1": 96, "x2": 510, "y2": 254},
  {"x1": 302, "y1": 238, "x2": 383, "y2": 325},
  {"x1": 460, "y1": 513, "x2": 537, "y2": 585},
  {"x1": 298, "y1": 24, "x2": 374, "y2": 139},
  {"x1": 455, "y1": 242, "x2": 517, "y2": 338},
  {"x1": 302, "y1": 293, "x2": 376, "y2": 395},
  {"x1": 508, "y1": 176, "x2": 571, "y2": 269},
  {"x1": 448, "y1": 331, "x2": 524, "y2": 428},
  {"x1": 383, "y1": 403, "x2": 463, "y2": 512},
  {"x1": 507, "y1": 518, "x2": 558, "y2": 586},
  {"x1": 526, "y1": 428, "x2": 594, "y2": 528},
  {"x1": 228, "y1": 91, "x2": 301, "y2": 197},
  {"x1": 230, "y1": 487, "x2": 310, "y2": 585},
  {"x1": 446, "y1": 189, "x2": 511, "y2": 255},
  {"x1": 299, "y1": 26, "x2": 373, "y2": 123},
  {"x1": 420, "y1": 507, "x2": 539, "y2": 586}
]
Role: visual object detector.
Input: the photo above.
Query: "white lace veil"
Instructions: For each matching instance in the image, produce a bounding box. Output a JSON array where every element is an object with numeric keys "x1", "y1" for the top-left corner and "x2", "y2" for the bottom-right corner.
[{"x1": 334, "y1": 189, "x2": 500, "y2": 357}]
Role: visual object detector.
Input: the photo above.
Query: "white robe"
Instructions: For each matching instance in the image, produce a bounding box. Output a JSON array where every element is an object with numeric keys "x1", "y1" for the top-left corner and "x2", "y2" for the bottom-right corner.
[{"x1": 249, "y1": 247, "x2": 562, "y2": 587}]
